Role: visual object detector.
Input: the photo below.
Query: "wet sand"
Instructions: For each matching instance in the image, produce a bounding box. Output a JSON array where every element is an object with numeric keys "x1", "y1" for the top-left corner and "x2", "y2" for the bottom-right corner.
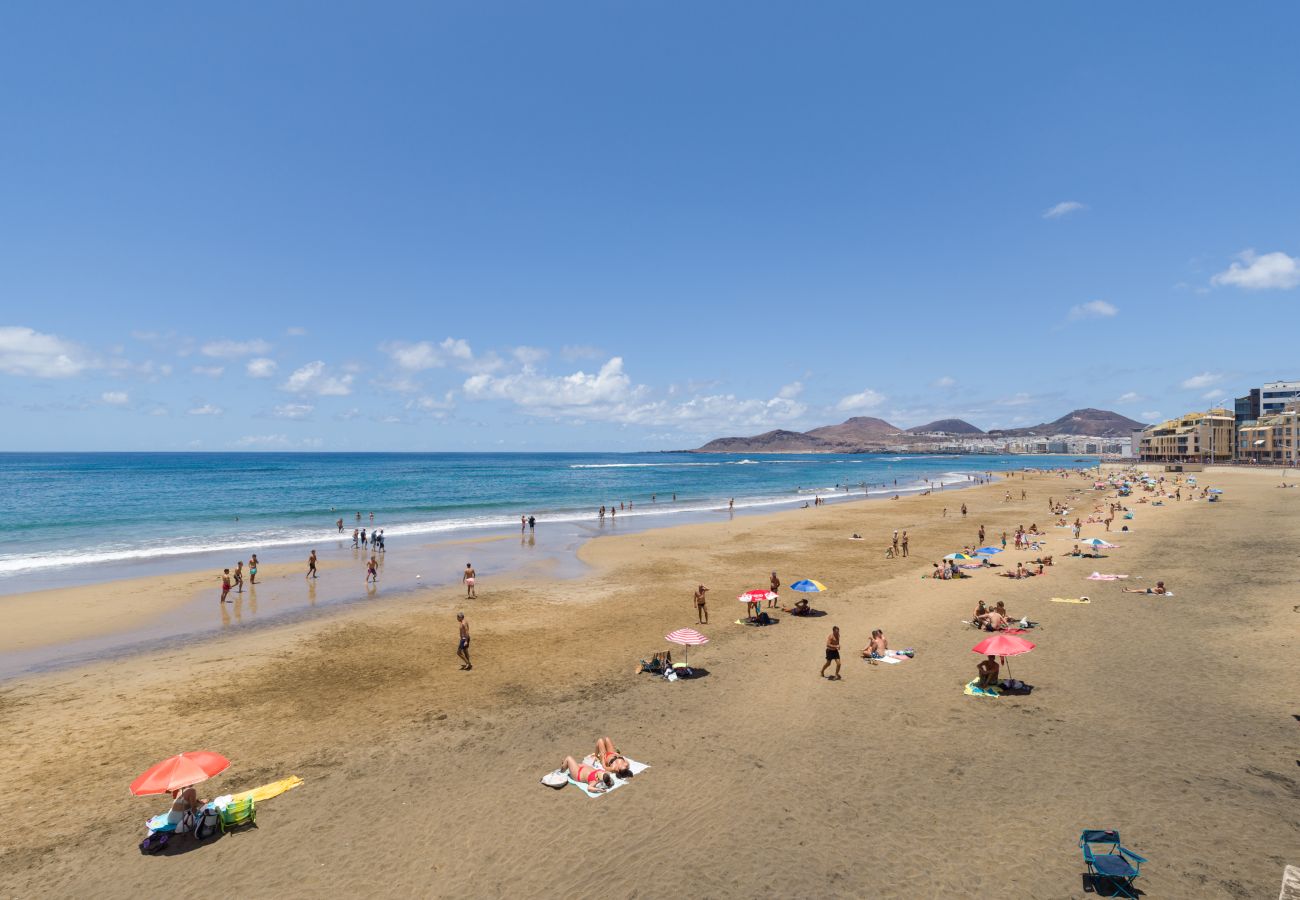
[{"x1": 1, "y1": 468, "x2": 1296, "y2": 897}]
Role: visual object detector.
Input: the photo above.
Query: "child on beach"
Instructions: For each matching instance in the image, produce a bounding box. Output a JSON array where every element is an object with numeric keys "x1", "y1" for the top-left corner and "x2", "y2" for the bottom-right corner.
[
  {"x1": 220, "y1": 568, "x2": 232, "y2": 603},
  {"x1": 233, "y1": 560, "x2": 244, "y2": 593},
  {"x1": 366, "y1": 556, "x2": 378, "y2": 584},
  {"x1": 249, "y1": 554, "x2": 258, "y2": 584}
]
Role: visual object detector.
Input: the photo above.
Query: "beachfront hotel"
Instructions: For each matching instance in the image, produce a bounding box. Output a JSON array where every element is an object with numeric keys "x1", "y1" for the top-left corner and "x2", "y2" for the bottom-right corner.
[{"x1": 1137, "y1": 409, "x2": 1235, "y2": 464}]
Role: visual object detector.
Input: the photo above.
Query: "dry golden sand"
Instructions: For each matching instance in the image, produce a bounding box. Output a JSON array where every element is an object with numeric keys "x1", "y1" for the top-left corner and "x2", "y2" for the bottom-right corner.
[{"x1": 1, "y1": 469, "x2": 1296, "y2": 898}]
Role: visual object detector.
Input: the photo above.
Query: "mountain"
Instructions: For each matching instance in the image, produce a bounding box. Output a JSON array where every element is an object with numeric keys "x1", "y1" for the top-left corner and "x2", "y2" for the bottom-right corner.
[
  {"x1": 805, "y1": 416, "x2": 902, "y2": 444},
  {"x1": 987, "y1": 408, "x2": 1145, "y2": 438},
  {"x1": 693, "y1": 429, "x2": 835, "y2": 453},
  {"x1": 905, "y1": 418, "x2": 984, "y2": 435}
]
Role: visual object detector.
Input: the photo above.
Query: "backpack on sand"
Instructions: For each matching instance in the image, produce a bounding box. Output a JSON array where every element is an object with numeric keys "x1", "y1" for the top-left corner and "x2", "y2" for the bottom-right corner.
[{"x1": 194, "y1": 807, "x2": 220, "y2": 840}]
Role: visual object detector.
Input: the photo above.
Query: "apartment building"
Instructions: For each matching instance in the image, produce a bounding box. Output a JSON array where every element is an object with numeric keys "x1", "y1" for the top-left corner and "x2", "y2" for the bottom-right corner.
[
  {"x1": 1236, "y1": 404, "x2": 1300, "y2": 465},
  {"x1": 1138, "y1": 409, "x2": 1234, "y2": 463}
]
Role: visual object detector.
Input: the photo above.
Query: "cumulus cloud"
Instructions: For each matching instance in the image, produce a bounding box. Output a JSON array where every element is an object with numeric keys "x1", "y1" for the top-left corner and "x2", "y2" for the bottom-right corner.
[
  {"x1": 282, "y1": 361, "x2": 353, "y2": 396},
  {"x1": 463, "y1": 357, "x2": 804, "y2": 431},
  {"x1": 1117, "y1": 391, "x2": 1141, "y2": 403},
  {"x1": 410, "y1": 392, "x2": 456, "y2": 413},
  {"x1": 273, "y1": 403, "x2": 314, "y2": 420},
  {"x1": 0, "y1": 326, "x2": 88, "y2": 377},
  {"x1": 836, "y1": 389, "x2": 886, "y2": 413},
  {"x1": 1068, "y1": 300, "x2": 1118, "y2": 320},
  {"x1": 191, "y1": 365, "x2": 225, "y2": 377},
  {"x1": 1180, "y1": 372, "x2": 1221, "y2": 390},
  {"x1": 246, "y1": 358, "x2": 278, "y2": 378},
  {"x1": 1043, "y1": 201, "x2": 1087, "y2": 219},
  {"x1": 777, "y1": 381, "x2": 804, "y2": 400},
  {"x1": 382, "y1": 337, "x2": 474, "y2": 372},
  {"x1": 931, "y1": 376, "x2": 956, "y2": 388},
  {"x1": 512, "y1": 346, "x2": 549, "y2": 366},
  {"x1": 201, "y1": 339, "x2": 272, "y2": 358},
  {"x1": 101, "y1": 391, "x2": 129, "y2": 405},
  {"x1": 188, "y1": 404, "x2": 223, "y2": 416},
  {"x1": 1211, "y1": 249, "x2": 1300, "y2": 290}
]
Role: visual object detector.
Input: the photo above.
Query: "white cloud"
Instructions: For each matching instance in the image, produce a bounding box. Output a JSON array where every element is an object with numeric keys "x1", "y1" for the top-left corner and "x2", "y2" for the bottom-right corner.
[
  {"x1": 188, "y1": 404, "x2": 223, "y2": 416},
  {"x1": 246, "y1": 358, "x2": 278, "y2": 378},
  {"x1": 282, "y1": 361, "x2": 353, "y2": 396},
  {"x1": 1141, "y1": 410, "x2": 1162, "y2": 421},
  {"x1": 232, "y1": 434, "x2": 291, "y2": 448},
  {"x1": 1068, "y1": 300, "x2": 1118, "y2": 320},
  {"x1": 777, "y1": 381, "x2": 804, "y2": 400},
  {"x1": 335, "y1": 408, "x2": 362, "y2": 421},
  {"x1": 1211, "y1": 249, "x2": 1300, "y2": 290},
  {"x1": 1201, "y1": 389, "x2": 1228, "y2": 402},
  {"x1": 191, "y1": 365, "x2": 225, "y2": 377},
  {"x1": 998, "y1": 393, "x2": 1035, "y2": 406},
  {"x1": 1043, "y1": 201, "x2": 1086, "y2": 219},
  {"x1": 463, "y1": 356, "x2": 804, "y2": 432},
  {"x1": 273, "y1": 403, "x2": 314, "y2": 420},
  {"x1": 101, "y1": 391, "x2": 129, "y2": 405},
  {"x1": 0, "y1": 326, "x2": 88, "y2": 377},
  {"x1": 1180, "y1": 372, "x2": 1221, "y2": 390},
  {"x1": 512, "y1": 346, "x2": 549, "y2": 365},
  {"x1": 410, "y1": 392, "x2": 456, "y2": 412},
  {"x1": 1117, "y1": 391, "x2": 1141, "y2": 403},
  {"x1": 560, "y1": 344, "x2": 603, "y2": 361},
  {"x1": 931, "y1": 376, "x2": 956, "y2": 388},
  {"x1": 286, "y1": 326, "x2": 307, "y2": 336},
  {"x1": 836, "y1": 388, "x2": 886, "y2": 412},
  {"x1": 201, "y1": 339, "x2": 272, "y2": 358},
  {"x1": 382, "y1": 337, "x2": 474, "y2": 372}
]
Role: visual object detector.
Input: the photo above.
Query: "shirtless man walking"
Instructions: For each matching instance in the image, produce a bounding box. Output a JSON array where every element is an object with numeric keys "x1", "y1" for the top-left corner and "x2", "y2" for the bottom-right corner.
[
  {"x1": 463, "y1": 563, "x2": 477, "y2": 599},
  {"x1": 306, "y1": 550, "x2": 318, "y2": 579},
  {"x1": 821, "y1": 626, "x2": 842, "y2": 680},
  {"x1": 456, "y1": 613, "x2": 472, "y2": 670},
  {"x1": 768, "y1": 571, "x2": 780, "y2": 608}
]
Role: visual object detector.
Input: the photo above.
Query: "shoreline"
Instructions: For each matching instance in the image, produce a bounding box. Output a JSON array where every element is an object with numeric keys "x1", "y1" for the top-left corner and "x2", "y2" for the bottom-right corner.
[{"x1": 0, "y1": 469, "x2": 1007, "y2": 680}]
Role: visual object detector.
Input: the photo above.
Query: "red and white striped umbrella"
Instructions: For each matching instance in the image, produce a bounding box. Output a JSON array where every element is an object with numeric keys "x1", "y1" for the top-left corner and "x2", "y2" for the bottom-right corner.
[
  {"x1": 738, "y1": 590, "x2": 775, "y2": 603},
  {"x1": 665, "y1": 628, "x2": 709, "y2": 667}
]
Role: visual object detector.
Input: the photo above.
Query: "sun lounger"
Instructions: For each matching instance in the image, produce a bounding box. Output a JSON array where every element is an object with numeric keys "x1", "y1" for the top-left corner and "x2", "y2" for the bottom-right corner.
[{"x1": 1080, "y1": 829, "x2": 1146, "y2": 898}]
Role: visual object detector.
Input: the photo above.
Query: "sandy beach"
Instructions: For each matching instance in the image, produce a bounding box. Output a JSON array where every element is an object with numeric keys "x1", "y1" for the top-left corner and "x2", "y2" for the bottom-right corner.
[{"x1": 1, "y1": 468, "x2": 1296, "y2": 898}]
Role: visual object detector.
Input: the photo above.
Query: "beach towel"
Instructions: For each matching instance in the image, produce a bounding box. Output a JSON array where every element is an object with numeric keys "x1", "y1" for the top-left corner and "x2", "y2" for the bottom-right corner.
[
  {"x1": 964, "y1": 680, "x2": 1001, "y2": 698},
  {"x1": 1049, "y1": 597, "x2": 1091, "y2": 604},
  {"x1": 559, "y1": 755, "x2": 650, "y2": 798},
  {"x1": 866, "y1": 652, "x2": 906, "y2": 664},
  {"x1": 230, "y1": 776, "x2": 303, "y2": 805},
  {"x1": 1087, "y1": 573, "x2": 1127, "y2": 580}
]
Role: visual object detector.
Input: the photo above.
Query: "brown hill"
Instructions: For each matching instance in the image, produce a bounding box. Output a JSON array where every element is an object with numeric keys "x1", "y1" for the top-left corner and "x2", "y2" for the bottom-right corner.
[
  {"x1": 693, "y1": 429, "x2": 834, "y2": 453},
  {"x1": 987, "y1": 408, "x2": 1144, "y2": 438},
  {"x1": 905, "y1": 418, "x2": 985, "y2": 435},
  {"x1": 804, "y1": 417, "x2": 903, "y2": 444}
]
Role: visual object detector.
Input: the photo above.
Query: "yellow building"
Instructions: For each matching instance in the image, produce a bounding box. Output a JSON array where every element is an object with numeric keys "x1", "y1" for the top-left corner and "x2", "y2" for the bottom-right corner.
[
  {"x1": 1236, "y1": 404, "x2": 1300, "y2": 464},
  {"x1": 1138, "y1": 409, "x2": 1234, "y2": 463}
]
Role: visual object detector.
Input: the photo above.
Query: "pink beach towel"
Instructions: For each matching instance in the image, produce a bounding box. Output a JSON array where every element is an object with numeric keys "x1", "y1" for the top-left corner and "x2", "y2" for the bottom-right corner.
[{"x1": 1087, "y1": 573, "x2": 1128, "y2": 581}]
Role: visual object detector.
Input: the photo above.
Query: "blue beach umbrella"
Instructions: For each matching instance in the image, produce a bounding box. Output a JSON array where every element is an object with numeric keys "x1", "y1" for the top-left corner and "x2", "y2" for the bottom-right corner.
[{"x1": 789, "y1": 579, "x2": 827, "y2": 593}]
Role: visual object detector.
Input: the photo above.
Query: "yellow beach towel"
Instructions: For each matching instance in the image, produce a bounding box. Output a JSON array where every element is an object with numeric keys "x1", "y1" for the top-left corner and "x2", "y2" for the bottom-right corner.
[
  {"x1": 231, "y1": 775, "x2": 304, "y2": 804},
  {"x1": 1049, "y1": 597, "x2": 1091, "y2": 604}
]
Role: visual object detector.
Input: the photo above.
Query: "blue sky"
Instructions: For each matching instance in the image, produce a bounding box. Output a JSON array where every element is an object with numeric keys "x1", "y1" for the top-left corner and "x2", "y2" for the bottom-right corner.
[{"x1": 2, "y1": 2, "x2": 1298, "y2": 451}]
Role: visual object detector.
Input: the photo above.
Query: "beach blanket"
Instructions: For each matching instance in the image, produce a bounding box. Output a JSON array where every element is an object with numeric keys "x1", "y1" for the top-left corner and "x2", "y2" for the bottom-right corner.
[
  {"x1": 964, "y1": 680, "x2": 1001, "y2": 698},
  {"x1": 559, "y1": 755, "x2": 650, "y2": 798},
  {"x1": 1049, "y1": 597, "x2": 1091, "y2": 604},
  {"x1": 231, "y1": 776, "x2": 303, "y2": 805},
  {"x1": 1087, "y1": 573, "x2": 1127, "y2": 580},
  {"x1": 866, "y1": 651, "x2": 910, "y2": 665}
]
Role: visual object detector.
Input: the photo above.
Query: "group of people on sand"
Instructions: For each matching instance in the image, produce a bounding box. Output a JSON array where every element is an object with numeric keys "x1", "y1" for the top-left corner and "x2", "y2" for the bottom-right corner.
[
  {"x1": 971, "y1": 600, "x2": 1022, "y2": 631},
  {"x1": 560, "y1": 736, "x2": 631, "y2": 793},
  {"x1": 219, "y1": 555, "x2": 259, "y2": 603}
]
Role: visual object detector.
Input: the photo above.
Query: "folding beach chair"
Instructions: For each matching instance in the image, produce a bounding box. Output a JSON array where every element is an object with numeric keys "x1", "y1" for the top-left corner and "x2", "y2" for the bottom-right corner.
[
  {"x1": 1080, "y1": 829, "x2": 1146, "y2": 898},
  {"x1": 218, "y1": 796, "x2": 256, "y2": 833}
]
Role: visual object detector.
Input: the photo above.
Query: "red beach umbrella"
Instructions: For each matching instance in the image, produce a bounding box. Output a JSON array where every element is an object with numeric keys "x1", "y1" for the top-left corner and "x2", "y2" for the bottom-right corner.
[
  {"x1": 971, "y1": 634, "x2": 1035, "y2": 680},
  {"x1": 130, "y1": 751, "x2": 231, "y2": 796},
  {"x1": 738, "y1": 590, "x2": 775, "y2": 603},
  {"x1": 665, "y1": 628, "x2": 709, "y2": 667}
]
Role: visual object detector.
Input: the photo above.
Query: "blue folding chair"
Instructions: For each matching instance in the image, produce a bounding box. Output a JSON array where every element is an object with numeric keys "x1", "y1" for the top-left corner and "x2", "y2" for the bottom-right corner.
[{"x1": 1080, "y1": 829, "x2": 1147, "y2": 898}]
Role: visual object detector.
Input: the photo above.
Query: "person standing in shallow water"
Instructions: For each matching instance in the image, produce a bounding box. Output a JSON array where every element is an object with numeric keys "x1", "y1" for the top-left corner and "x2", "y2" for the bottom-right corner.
[
  {"x1": 306, "y1": 550, "x2": 318, "y2": 579},
  {"x1": 248, "y1": 554, "x2": 259, "y2": 585},
  {"x1": 464, "y1": 563, "x2": 477, "y2": 599}
]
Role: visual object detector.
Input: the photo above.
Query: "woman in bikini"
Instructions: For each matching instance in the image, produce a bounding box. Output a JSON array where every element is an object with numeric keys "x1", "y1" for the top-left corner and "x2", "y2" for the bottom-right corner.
[{"x1": 561, "y1": 736, "x2": 630, "y2": 791}]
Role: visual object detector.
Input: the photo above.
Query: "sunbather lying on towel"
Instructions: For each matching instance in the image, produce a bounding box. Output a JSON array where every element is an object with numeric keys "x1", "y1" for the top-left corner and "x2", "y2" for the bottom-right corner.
[
  {"x1": 1122, "y1": 581, "x2": 1167, "y2": 595},
  {"x1": 783, "y1": 598, "x2": 813, "y2": 616},
  {"x1": 562, "y1": 737, "x2": 632, "y2": 791},
  {"x1": 562, "y1": 756, "x2": 615, "y2": 792}
]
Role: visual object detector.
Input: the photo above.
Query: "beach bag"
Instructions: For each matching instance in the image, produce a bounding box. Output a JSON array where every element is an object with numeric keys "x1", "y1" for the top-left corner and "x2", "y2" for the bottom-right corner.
[
  {"x1": 756, "y1": 612, "x2": 772, "y2": 625},
  {"x1": 194, "y1": 807, "x2": 220, "y2": 840},
  {"x1": 139, "y1": 832, "x2": 170, "y2": 855}
]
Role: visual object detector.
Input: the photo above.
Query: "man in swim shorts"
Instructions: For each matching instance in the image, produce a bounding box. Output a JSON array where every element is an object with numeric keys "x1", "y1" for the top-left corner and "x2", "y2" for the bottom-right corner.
[
  {"x1": 821, "y1": 626, "x2": 842, "y2": 680},
  {"x1": 456, "y1": 613, "x2": 471, "y2": 670}
]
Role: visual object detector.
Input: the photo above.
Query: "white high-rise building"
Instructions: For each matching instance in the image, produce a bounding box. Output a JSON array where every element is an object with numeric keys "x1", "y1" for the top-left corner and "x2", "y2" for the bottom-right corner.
[{"x1": 1260, "y1": 381, "x2": 1300, "y2": 416}]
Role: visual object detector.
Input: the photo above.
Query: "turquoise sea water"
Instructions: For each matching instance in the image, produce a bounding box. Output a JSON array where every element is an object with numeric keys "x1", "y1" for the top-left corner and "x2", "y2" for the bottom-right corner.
[{"x1": 1, "y1": 451, "x2": 1096, "y2": 586}]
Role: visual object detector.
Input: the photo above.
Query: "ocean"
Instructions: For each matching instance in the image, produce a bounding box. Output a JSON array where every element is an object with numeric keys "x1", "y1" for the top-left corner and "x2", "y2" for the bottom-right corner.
[{"x1": 0, "y1": 451, "x2": 1097, "y2": 590}]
